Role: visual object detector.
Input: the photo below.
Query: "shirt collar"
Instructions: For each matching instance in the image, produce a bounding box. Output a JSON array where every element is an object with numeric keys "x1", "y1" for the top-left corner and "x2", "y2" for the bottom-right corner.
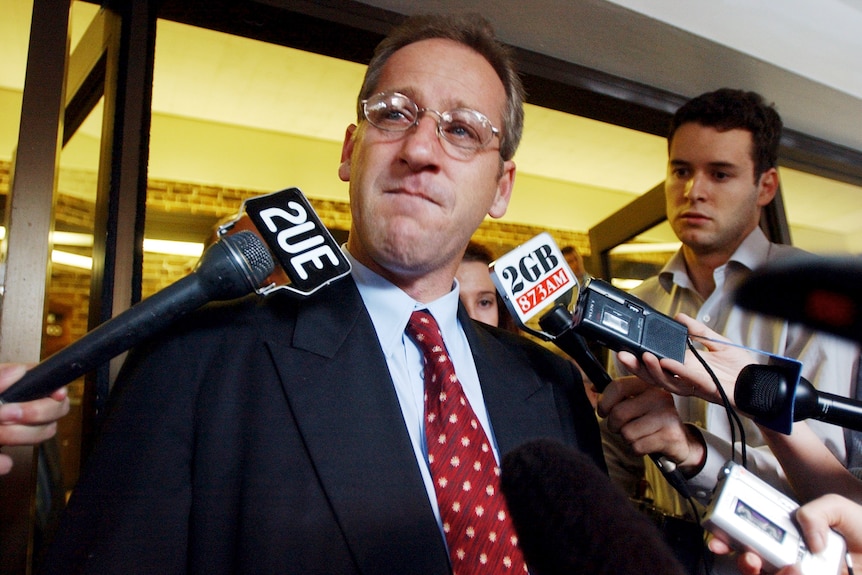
[
  {"x1": 730, "y1": 226, "x2": 770, "y2": 270},
  {"x1": 657, "y1": 227, "x2": 770, "y2": 292},
  {"x1": 344, "y1": 248, "x2": 462, "y2": 354}
]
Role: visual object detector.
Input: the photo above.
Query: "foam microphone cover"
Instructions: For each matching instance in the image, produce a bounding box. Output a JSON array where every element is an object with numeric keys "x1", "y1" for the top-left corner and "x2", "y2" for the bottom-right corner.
[
  {"x1": 734, "y1": 253, "x2": 862, "y2": 344},
  {"x1": 734, "y1": 364, "x2": 794, "y2": 419},
  {"x1": 501, "y1": 438, "x2": 687, "y2": 575}
]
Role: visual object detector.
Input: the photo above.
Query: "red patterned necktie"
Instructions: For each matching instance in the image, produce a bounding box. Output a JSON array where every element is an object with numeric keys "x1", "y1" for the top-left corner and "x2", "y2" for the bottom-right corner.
[{"x1": 406, "y1": 310, "x2": 528, "y2": 575}]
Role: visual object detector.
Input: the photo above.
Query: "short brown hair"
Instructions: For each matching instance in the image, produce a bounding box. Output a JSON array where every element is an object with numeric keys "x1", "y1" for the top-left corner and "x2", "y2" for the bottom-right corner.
[
  {"x1": 462, "y1": 240, "x2": 497, "y2": 265},
  {"x1": 668, "y1": 88, "x2": 783, "y2": 178}
]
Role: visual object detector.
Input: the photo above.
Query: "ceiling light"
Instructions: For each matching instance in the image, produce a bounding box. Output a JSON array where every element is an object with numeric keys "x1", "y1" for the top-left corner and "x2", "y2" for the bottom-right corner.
[{"x1": 142, "y1": 238, "x2": 204, "y2": 257}]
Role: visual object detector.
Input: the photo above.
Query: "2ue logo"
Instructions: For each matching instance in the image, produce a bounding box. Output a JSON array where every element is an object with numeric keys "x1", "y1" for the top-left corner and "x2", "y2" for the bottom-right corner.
[{"x1": 244, "y1": 187, "x2": 351, "y2": 295}]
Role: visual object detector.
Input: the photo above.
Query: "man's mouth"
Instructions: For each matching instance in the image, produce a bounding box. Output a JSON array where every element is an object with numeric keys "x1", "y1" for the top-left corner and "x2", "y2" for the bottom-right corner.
[
  {"x1": 679, "y1": 211, "x2": 710, "y2": 223},
  {"x1": 386, "y1": 185, "x2": 437, "y2": 206}
]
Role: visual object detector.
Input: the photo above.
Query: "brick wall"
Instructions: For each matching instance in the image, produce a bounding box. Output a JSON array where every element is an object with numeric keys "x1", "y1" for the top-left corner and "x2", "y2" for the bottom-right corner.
[{"x1": 1, "y1": 159, "x2": 590, "y2": 346}]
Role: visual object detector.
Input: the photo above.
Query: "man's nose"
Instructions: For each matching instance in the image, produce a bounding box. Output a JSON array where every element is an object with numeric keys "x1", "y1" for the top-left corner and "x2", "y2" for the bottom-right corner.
[
  {"x1": 398, "y1": 114, "x2": 443, "y2": 163},
  {"x1": 684, "y1": 173, "x2": 706, "y2": 200}
]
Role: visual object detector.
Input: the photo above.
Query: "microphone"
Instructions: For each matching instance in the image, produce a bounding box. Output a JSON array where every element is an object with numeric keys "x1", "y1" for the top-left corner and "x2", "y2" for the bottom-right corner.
[
  {"x1": 0, "y1": 187, "x2": 352, "y2": 405},
  {"x1": 734, "y1": 253, "x2": 862, "y2": 344},
  {"x1": 501, "y1": 438, "x2": 687, "y2": 575},
  {"x1": 735, "y1": 364, "x2": 862, "y2": 432},
  {"x1": 490, "y1": 233, "x2": 694, "y2": 500},
  {"x1": 0, "y1": 231, "x2": 274, "y2": 405},
  {"x1": 538, "y1": 302, "x2": 694, "y2": 499},
  {"x1": 538, "y1": 302, "x2": 611, "y2": 389}
]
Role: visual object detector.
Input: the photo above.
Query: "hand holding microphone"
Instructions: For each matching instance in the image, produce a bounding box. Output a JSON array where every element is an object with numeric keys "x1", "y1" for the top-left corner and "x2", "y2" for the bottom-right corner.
[
  {"x1": 596, "y1": 375, "x2": 708, "y2": 483},
  {"x1": 0, "y1": 364, "x2": 70, "y2": 475},
  {"x1": 615, "y1": 313, "x2": 756, "y2": 406},
  {"x1": 706, "y1": 492, "x2": 858, "y2": 575}
]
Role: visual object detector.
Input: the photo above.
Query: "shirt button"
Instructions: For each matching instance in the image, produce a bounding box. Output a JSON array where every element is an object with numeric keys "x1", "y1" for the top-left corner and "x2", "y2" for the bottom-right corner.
[{"x1": 702, "y1": 314, "x2": 711, "y2": 323}]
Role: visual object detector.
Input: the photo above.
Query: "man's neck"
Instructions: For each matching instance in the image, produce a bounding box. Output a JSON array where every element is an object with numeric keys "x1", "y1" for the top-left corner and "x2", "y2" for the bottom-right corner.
[
  {"x1": 345, "y1": 242, "x2": 457, "y2": 303},
  {"x1": 681, "y1": 246, "x2": 734, "y2": 300}
]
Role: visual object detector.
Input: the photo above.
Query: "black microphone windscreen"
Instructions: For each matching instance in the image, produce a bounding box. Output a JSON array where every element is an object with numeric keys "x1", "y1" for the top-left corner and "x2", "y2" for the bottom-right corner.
[
  {"x1": 501, "y1": 438, "x2": 687, "y2": 575},
  {"x1": 195, "y1": 231, "x2": 275, "y2": 301},
  {"x1": 735, "y1": 364, "x2": 790, "y2": 418},
  {"x1": 225, "y1": 230, "x2": 276, "y2": 287}
]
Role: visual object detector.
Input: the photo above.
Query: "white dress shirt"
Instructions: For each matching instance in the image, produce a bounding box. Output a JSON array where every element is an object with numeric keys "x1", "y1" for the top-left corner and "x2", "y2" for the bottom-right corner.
[{"x1": 344, "y1": 249, "x2": 500, "y2": 527}]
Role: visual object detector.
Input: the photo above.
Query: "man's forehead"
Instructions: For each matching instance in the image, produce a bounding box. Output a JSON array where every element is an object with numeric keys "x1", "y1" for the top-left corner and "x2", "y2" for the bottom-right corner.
[
  {"x1": 376, "y1": 39, "x2": 505, "y2": 114},
  {"x1": 670, "y1": 124, "x2": 755, "y2": 163}
]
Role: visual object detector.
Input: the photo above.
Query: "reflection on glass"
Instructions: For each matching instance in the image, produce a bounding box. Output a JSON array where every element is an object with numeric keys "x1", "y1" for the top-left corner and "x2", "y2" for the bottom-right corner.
[{"x1": 608, "y1": 221, "x2": 679, "y2": 290}]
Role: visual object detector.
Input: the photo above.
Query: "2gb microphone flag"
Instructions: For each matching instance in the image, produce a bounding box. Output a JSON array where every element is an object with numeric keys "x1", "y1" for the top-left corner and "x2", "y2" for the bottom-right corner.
[{"x1": 490, "y1": 232, "x2": 578, "y2": 330}]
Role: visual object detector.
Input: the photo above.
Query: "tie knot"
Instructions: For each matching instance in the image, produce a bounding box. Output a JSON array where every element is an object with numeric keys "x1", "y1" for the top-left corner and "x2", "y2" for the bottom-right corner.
[{"x1": 406, "y1": 310, "x2": 446, "y2": 355}]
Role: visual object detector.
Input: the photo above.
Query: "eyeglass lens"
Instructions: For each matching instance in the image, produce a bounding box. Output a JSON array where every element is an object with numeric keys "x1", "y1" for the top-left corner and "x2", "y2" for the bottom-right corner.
[{"x1": 363, "y1": 92, "x2": 496, "y2": 150}]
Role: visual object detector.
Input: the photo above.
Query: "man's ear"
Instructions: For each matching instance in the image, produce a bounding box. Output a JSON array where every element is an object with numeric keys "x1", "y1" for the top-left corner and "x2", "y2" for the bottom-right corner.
[
  {"x1": 756, "y1": 167, "x2": 779, "y2": 207},
  {"x1": 488, "y1": 160, "x2": 516, "y2": 219},
  {"x1": 338, "y1": 124, "x2": 357, "y2": 182}
]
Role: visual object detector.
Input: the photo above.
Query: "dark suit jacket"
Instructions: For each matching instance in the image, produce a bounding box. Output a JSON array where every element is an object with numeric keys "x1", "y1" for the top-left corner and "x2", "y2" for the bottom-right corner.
[{"x1": 40, "y1": 279, "x2": 605, "y2": 575}]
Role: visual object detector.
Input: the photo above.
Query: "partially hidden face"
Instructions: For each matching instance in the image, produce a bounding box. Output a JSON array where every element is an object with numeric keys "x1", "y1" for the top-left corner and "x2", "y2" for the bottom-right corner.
[{"x1": 456, "y1": 259, "x2": 500, "y2": 327}]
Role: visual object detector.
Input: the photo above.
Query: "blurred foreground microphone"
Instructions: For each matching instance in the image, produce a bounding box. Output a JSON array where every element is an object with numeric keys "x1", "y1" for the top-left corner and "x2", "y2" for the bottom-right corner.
[
  {"x1": 0, "y1": 231, "x2": 273, "y2": 405},
  {"x1": 0, "y1": 187, "x2": 351, "y2": 405},
  {"x1": 734, "y1": 253, "x2": 862, "y2": 344},
  {"x1": 501, "y1": 438, "x2": 687, "y2": 575},
  {"x1": 735, "y1": 364, "x2": 862, "y2": 432}
]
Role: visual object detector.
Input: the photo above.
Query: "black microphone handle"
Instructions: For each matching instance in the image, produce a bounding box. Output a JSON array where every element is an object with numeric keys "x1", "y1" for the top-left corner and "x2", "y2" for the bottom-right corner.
[
  {"x1": 547, "y1": 326, "x2": 612, "y2": 390},
  {"x1": 817, "y1": 394, "x2": 862, "y2": 431},
  {"x1": 795, "y1": 377, "x2": 862, "y2": 432},
  {"x1": 0, "y1": 272, "x2": 212, "y2": 404},
  {"x1": 0, "y1": 231, "x2": 274, "y2": 405}
]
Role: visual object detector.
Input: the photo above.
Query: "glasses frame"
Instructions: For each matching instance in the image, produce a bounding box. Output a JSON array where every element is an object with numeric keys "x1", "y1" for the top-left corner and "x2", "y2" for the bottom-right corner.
[{"x1": 360, "y1": 91, "x2": 501, "y2": 154}]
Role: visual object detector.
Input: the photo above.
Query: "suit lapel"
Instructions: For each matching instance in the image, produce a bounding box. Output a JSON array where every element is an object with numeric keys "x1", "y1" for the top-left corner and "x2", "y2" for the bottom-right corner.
[
  {"x1": 266, "y1": 282, "x2": 449, "y2": 574},
  {"x1": 462, "y1": 311, "x2": 567, "y2": 458}
]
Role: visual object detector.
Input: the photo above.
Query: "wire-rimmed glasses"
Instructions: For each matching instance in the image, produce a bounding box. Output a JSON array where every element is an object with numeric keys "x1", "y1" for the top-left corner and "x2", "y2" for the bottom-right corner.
[{"x1": 361, "y1": 91, "x2": 501, "y2": 156}]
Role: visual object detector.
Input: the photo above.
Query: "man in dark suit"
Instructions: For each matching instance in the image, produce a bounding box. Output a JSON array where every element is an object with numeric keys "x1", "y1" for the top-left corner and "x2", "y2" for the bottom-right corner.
[{"x1": 40, "y1": 13, "x2": 605, "y2": 574}]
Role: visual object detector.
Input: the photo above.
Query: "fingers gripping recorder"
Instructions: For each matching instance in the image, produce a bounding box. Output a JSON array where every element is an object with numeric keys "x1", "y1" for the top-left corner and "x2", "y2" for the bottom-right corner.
[
  {"x1": 0, "y1": 187, "x2": 351, "y2": 405},
  {"x1": 490, "y1": 233, "x2": 692, "y2": 498},
  {"x1": 703, "y1": 461, "x2": 847, "y2": 575}
]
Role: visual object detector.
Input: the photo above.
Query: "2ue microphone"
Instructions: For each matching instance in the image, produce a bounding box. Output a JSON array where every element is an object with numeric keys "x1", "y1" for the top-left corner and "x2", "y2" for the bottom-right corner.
[{"x1": 0, "y1": 188, "x2": 351, "y2": 405}]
